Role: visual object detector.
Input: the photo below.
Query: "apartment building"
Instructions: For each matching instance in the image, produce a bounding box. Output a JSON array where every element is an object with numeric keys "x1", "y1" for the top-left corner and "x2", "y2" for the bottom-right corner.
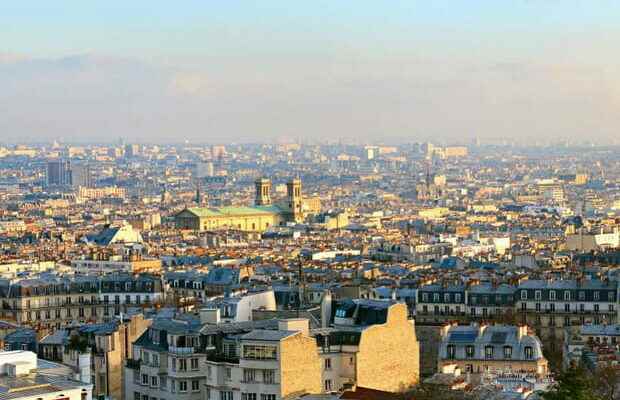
[
  {"x1": 40, "y1": 314, "x2": 151, "y2": 400},
  {"x1": 125, "y1": 317, "x2": 206, "y2": 400},
  {"x1": 438, "y1": 323, "x2": 548, "y2": 381},
  {"x1": 0, "y1": 273, "x2": 164, "y2": 330},
  {"x1": 517, "y1": 279, "x2": 618, "y2": 346}
]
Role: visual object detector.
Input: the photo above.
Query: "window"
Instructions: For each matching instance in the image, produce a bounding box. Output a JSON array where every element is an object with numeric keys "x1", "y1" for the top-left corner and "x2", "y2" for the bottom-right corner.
[
  {"x1": 192, "y1": 380, "x2": 200, "y2": 392},
  {"x1": 191, "y1": 358, "x2": 199, "y2": 370},
  {"x1": 580, "y1": 304, "x2": 585, "y2": 312},
  {"x1": 243, "y1": 369, "x2": 256, "y2": 383},
  {"x1": 534, "y1": 291, "x2": 541, "y2": 301},
  {"x1": 535, "y1": 303, "x2": 541, "y2": 312},
  {"x1": 422, "y1": 293, "x2": 428, "y2": 302},
  {"x1": 179, "y1": 381, "x2": 187, "y2": 393},
  {"x1": 324, "y1": 358, "x2": 332, "y2": 370},
  {"x1": 549, "y1": 291, "x2": 556, "y2": 301},
  {"x1": 325, "y1": 379, "x2": 333, "y2": 392},
  {"x1": 178, "y1": 358, "x2": 187, "y2": 371},
  {"x1": 260, "y1": 395, "x2": 276, "y2": 400},
  {"x1": 447, "y1": 345, "x2": 456, "y2": 359},
  {"x1": 564, "y1": 291, "x2": 571, "y2": 301},
  {"x1": 160, "y1": 376, "x2": 167, "y2": 391},
  {"x1": 503, "y1": 346, "x2": 512, "y2": 359},
  {"x1": 134, "y1": 392, "x2": 140, "y2": 400},
  {"x1": 243, "y1": 345, "x2": 277, "y2": 360},
  {"x1": 594, "y1": 304, "x2": 599, "y2": 313},
  {"x1": 225, "y1": 368, "x2": 232, "y2": 381},
  {"x1": 521, "y1": 290, "x2": 527, "y2": 300},
  {"x1": 594, "y1": 291, "x2": 600, "y2": 301},
  {"x1": 152, "y1": 354, "x2": 159, "y2": 367},
  {"x1": 466, "y1": 345, "x2": 475, "y2": 358},
  {"x1": 241, "y1": 394, "x2": 257, "y2": 400},
  {"x1": 610, "y1": 305, "x2": 615, "y2": 312},
  {"x1": 470, "y1": 307, "x2": 476, "y2": 316},
  {"x1": 484, "y1": 346, "x2": 494, "y2": 359},
  {"x1": 550, "y1": 303, "x2": 555, "y2": 312},
  {"x1": 220, "y1": 392, "x2": 233, "y2": 400},
  {"x1": 579, "y1": 291, "x2": 585, "y2": 301},
  {"x1": 524, "y1": 346, "x2": 533, "y2": 360},
  {"x1": 433, "y1": 293, "x2": 439, "y2": 302},
  {"x1": 151, "y1": 376, "x2": 157, "y2": 387},
  {"x1": 565, "y1": 303, "x2": 570, "y2": 312},
  {"x1": 141, "y1": 374, "x2": 148, "y2": 385},
  {"x1": 444, "y1": 293, "x2": 450, "y2": 303},
  {"x1": 608, "y1": 292, "x2": 615, "y2": 302},
  {"x1": 263, "y1": 370, "x2": 275, "y2": 384}
]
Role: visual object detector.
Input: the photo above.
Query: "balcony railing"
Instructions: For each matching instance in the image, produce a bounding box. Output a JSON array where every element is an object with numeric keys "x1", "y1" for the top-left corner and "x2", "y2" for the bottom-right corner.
[{"x1": 169, "y1": 346, "x2": 195, "y2": 355}]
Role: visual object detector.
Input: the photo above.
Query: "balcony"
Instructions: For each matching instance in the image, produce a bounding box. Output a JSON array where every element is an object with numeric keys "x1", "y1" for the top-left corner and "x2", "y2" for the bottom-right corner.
[{"x1": 169, "y1": 346, "x2": 195, "y2": 355}]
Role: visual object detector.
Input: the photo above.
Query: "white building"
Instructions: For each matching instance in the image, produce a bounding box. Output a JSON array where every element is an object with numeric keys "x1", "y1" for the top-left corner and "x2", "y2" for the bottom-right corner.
[{"x1": 0, "y1": 351, "x2": 92, "y2": 400}]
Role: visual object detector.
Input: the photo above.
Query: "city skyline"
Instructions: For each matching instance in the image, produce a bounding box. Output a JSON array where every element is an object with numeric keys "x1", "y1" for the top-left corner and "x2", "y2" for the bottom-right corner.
[{"x1": 2, "y1": 1, "x2": 620, "y2": 143}]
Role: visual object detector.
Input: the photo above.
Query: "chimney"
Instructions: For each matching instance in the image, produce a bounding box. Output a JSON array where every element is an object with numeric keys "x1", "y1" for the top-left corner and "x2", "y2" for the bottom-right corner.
[
  {"x1": 320, "y1": 290, "x2": 332, "y2": 329},
  {"x1": 199, "y1": 308, "x2": 220, "y2": 325},
  {"x1": 278, "y1": 318, "x2": 309, "y2": 337},
  {"x1": 518, "y1": 324, "x2": 528, "y2": 340},
  {"x1": 479, "y1": 323, "x2": 488, "y2": 337}
]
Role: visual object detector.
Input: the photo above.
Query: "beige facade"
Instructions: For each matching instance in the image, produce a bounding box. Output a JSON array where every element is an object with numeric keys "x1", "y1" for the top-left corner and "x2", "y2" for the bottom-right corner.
[
  {"x1": 279, "y1": 333, "x2": 323, "y2": 397},
  {"x1": 355, "y1": 303, "x2": 420, "y2": 392}
]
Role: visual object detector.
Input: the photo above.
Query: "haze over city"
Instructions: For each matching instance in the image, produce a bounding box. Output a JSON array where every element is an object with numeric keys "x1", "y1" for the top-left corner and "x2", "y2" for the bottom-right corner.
[{"x1": 2, "y1": 1, "x2": 620, "y2": 144}]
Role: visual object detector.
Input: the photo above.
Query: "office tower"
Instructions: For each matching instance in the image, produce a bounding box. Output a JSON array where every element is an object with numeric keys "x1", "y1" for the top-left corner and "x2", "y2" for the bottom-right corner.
[
  {"x1": 46, "y1": 159, "x2": 71, "y2": 186},
  {"x1": 46, "y1": 159, "x2": 91, "y2": 188}
]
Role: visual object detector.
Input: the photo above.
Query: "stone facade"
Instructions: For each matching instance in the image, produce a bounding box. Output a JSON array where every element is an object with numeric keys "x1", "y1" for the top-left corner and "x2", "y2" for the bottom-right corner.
[{"x1": 355, "y1": 303, "x2": 419, "y2": 392}]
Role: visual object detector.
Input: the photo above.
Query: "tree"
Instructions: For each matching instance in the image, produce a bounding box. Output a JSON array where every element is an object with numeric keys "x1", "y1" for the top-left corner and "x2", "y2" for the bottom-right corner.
[
  {"x1": 593, "y1": 364, "x2": 620, "y2": 400},
  {"x1": 542, "y1": 366, "x2": 601, "y2": 400},
  {"x1": 67, "y1": 334, "x2": 89, "y2": 353}
]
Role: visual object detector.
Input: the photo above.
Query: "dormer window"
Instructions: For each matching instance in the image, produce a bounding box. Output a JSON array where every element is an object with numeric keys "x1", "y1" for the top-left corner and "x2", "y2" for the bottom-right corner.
[{"x1": 485, "y1": 346, "x2": 494, "y2": 359}]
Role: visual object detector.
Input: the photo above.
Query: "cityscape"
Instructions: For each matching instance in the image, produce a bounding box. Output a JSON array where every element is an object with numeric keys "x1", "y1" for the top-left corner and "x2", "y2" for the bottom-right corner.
[{"x1": 3, "y1": 2, "x2": 620, "y2": 400}]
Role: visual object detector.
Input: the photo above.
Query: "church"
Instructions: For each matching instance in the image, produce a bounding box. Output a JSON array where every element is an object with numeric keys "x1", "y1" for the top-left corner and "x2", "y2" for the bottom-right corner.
[{"x1": 175, "y1": 178, "x2": 318, "y2": 232}]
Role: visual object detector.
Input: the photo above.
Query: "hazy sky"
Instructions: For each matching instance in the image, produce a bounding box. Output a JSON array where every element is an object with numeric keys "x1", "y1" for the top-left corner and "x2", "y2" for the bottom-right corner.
[{"x1": 2, "y1": 1, "x2": 620, "y2": 144}]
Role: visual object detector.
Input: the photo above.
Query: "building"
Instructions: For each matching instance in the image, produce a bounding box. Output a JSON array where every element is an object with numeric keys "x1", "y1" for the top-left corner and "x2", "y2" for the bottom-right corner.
[
  {"x1": 0, "y1": 350, "x2": 92, "y2": 400},
  {"x1": 0, "y1": 274, "x2": 165, "y2": 330},
  {"x1": 124, "y1": 316, "x2": 210, "y2": 400},
  {"x1": 438, "y1": 324, "x2": 547, "y2": 380},
  {"x1": 517, "y1": 279, "x2": 618, "y2": 340},
  {"x1": 40, "y1": 315, "x2": 151, "y2": 400},
  {"x1": 565, "y1": 228, "x2": 620, "y2": 252},
  {"x1": 316, "y1": 299, "x2": 420, "y2": 392},
  {"x1": 46, "y1": 159, "x2": 92, "y2": 188},
  {"x1": 564, "y1": 324, "x2": 620, "y2": 369},
  {"x1": 175, "y1": 178, "x2": 312, "y2": 232}
]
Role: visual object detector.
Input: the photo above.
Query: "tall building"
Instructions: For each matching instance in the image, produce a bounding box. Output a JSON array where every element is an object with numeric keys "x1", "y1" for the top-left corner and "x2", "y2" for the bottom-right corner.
[
  {"x1": 46, "y1": 159, "x2": 91, "y2": 188},
  {"x1": 46, "y1": 159, "x2": 71, "y2": 186}
]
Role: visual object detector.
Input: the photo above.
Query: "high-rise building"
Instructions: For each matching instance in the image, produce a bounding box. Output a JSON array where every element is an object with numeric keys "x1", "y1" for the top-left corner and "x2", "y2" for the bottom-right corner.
[
  {"x1": 46, "y1": 159, "x2": 71, "y2": 186},
  {"x1": 46, "y1": 160, "x2": 91, "y2": 188}
]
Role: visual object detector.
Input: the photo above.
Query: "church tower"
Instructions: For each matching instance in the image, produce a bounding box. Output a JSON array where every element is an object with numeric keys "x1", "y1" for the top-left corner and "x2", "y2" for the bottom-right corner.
[
  {"x1": 286, "y1": 177, "x2": 303, "y2": 222},
  {"x1": 254, "y1": 177, "x2": 272, "y2": 206}
]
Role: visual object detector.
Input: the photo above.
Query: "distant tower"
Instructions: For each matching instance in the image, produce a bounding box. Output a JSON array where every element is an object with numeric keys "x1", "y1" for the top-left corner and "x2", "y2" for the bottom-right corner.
[
  {"x1": 286, "y1": 177, "x2": 303, "y2": 222},
  {"x1": 195, "y1": 181, "x2": 202, "y2": 205},
  {"x1": 254, "y1": 178, "x2": 272, "y2": 206}
]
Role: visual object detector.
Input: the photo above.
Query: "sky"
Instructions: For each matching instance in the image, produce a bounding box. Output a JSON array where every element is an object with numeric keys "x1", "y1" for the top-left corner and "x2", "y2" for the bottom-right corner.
[{"x1": 1, "y1": 1, "x2": 620, "y2": 144}]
